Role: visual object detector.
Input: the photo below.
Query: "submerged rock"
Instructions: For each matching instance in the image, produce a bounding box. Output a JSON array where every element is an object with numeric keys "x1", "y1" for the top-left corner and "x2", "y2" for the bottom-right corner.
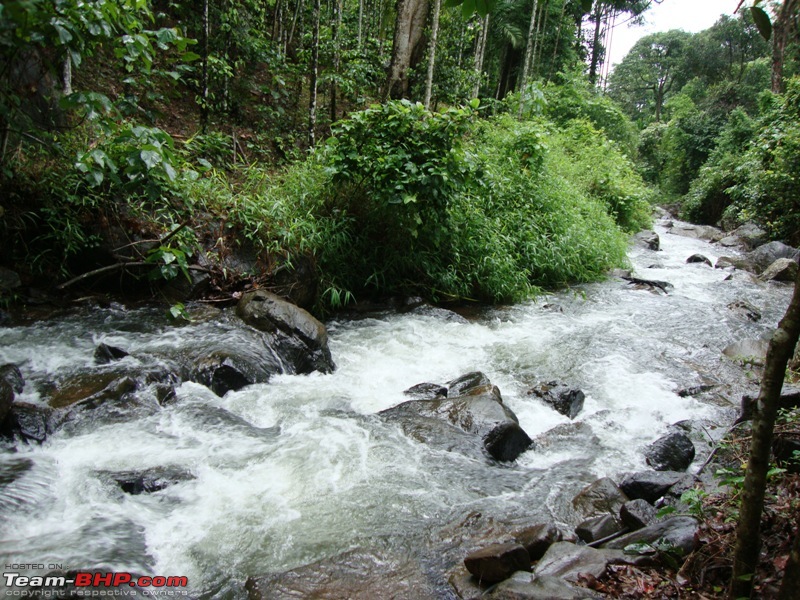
[
  {"x1": 0, "y1": 364, "x2": 24, "y2": 394},
  {"x1": 644, "y1": 432, "x2": 696, "y2": 472},
  {"x1": 1, "y1": 402, "x2": 53, "y2": 443},
  {"x1": 403, "y1": 382, "x2": 448, "y2": 400},
  {"x1": 237, "y1": 289, "x2": 335, "y2": 374},
  {"x1": 727, "y1": 300, "x2": 761, "y2": 322},
  {"x1": 527, "y1": 382, "x2": 584, "y2": 419},
  {"x1": 103, "y1": 466, "x2": 195, "y2": 495},
  {"x1": 94, "y1": 343, "x2": 129, "y2": 365},
  {"x1": 191, "y1": 351, "x2": 273, "y2": 396}
]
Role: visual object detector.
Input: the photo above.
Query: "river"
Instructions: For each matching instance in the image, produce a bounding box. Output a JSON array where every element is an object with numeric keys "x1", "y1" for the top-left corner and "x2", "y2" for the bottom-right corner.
[{"x1": 0, "y1": 220, "x2": 792, "y2": 597}]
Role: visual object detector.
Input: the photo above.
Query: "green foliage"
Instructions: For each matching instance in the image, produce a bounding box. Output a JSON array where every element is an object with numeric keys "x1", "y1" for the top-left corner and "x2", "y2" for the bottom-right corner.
[{"x1": 547, "y1": 119, "x2": 652, "y2": 232}]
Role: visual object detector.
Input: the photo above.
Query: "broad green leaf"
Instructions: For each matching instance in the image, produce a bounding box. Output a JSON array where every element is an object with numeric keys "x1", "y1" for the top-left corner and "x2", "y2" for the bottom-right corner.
[
  {"x1": 750, "y1": 6, "x2": 771, "y2": 41},
  {"x1": 581, "y1": 0, "x2": 593, "y2": 14},
  {"x1": 140, "y1": 149, "x2": 162, "y2": 169},
  {"x1": 461, "y1": 0, "x2": 476, "y2": 18}
]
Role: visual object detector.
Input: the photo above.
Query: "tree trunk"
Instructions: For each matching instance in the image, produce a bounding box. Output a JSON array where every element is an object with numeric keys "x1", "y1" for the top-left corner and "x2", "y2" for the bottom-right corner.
[
  {"x1": 423, "y1": 0, "x2": 442, "y2": 109},
  {"x1": 588, "y1": 1, "x2": 603, "y2": 86},
  {"x1": 201, "y1": 0, "x2": 210, "y2": 133},
  {"x1": 61, "y1": 55, "x2": 72, "y2": 95},
  {"x1": 331, "y1": 0, "x2": 343, "y2": 122},
  {"x1": 472, "y1": 14, "x2": 490, "y2": 98},
  {"x1": 548, "y1": 0, "x2": 567, "y2": 82},
  {"x1": 772, "y1": 0, "x2": 798, "y2": 94},
  {"x1": 384, "y1": 0, "x2": 430, "y2": 100},
  {"x1": 358, "y1": 0, "x2": 365, "y2": 48},
  {"x1": 779, "y1": 526, "x2": 800, "y2": 599},
  {"x1": 309, "y1": 0, "x2": 321, "y2": 147},
  {"x1": 729, "y1": 269, "x2": 800, "y2": 599},
  {"x1": 518, "y1": 0, "x2": 540, "y2": 117}
]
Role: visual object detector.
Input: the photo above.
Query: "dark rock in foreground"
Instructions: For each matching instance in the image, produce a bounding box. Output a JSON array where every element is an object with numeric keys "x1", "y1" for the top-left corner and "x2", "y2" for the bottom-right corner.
[
  {"x1": 746, "y1": 241, "x2": 799, "y2": 274},
  {"x1": 575, "y1": 514, "x2": 623, "y2": 544},
  {"x1": 464, "y1": 543, "x2": 531, "y2": 583},
  {"x1": 633, "y1": 230, "x2": 660, "y2": 251},
  {"x1": 601, "y1": 516, "x2": 699, "y2": 557},
  {"x1": 488, "y1": 572, "x2": 603, "y2": 599},
  {"x1": 645, "y1": 432, "x2": 696, "y2": 471},
  {"x1": 686, "y1": 254, "x2": 712, "y2": 267},
  {"x1": 513, "y1": 523, "x2": 563, "y2": 561},
  {"x1": 619, "y1": 471, "x2": 694, "y2": 504},
  {"x1": 761, "y1": 258, "x2": 798, "y2": 282},
  {"x1": 620, "y1": 499, "x2": 658, "y2": 530},
  {"x1": 572, "y1": 477, "x2": 629, "y2": 519},
  {"x1": 103, "y1": 466, "x2": 195, "y2": 495}
]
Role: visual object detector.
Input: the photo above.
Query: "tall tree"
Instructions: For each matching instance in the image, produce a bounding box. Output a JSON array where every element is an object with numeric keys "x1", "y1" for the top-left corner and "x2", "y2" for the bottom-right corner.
[
  {"x1": 309, "y1": 0, "x2": 321, "y2": 146},
  {"x1": 385, "y1": 0, "x2": 430, "y2": 98}
]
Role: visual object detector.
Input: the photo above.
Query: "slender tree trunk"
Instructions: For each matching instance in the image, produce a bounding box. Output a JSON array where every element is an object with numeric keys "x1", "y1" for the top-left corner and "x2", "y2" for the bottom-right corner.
[
  {"x1": 472, "y1": 14, "x2": 490, "y2": 98},
  {"x1": 729, "y1": 270, "x2": 800, "y2": 599},
  {"x1": 423, "y1": 0, "x2": 442, "y2": 108},
  {"x1": 771, "y1": 0, "x2": 798, "y2": 94},
  {"x1": 588, "y1": 1, "x2": 604, "y2": 86},
  {"x1": 61, "y1": 55, "x2": 72, "y2": 95},
  {"x1": 358, "y1": 0, "x2": 365, "y2": 48},
  {"x1": 779, "y1": 527, "x2": 800, "y2": 599},
  {"x1": 309, "y1": 0, "x2": 321, "y2": 147},
  {"x1": 518, "y1": 0, "x2": 540, "y2": 117},
  {"x1": 548, "y1": 0, "x2": 566, "y2": 82},
  {"x1": 331, "y1": 0, "x2": 343, "y2": 122},
  {"x1": 532, "y1": 0, "x2": 549, "y2": 78},
  {"x1": 201, "y1": 0, "x2": 210, "y2": 133},
  {"x1": 287, "y1": 0, "x2": 305, "y2": 53}
]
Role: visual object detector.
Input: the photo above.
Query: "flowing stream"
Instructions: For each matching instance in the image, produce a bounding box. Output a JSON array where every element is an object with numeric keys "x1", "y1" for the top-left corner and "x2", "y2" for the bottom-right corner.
[{"x1": 0, "y1": 221, "x2": 793, "y2": 597}]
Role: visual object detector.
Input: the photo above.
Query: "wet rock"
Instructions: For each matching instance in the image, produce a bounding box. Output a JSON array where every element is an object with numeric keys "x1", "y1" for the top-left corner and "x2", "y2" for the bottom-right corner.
[
  {"x1": 94, "y1": 343, "x2": 129, "y2": 365},
  {"x1": 0, "y1": 267, "x2": 21, "y2": 291},
  {"x1": 245, "y1": 548, "x2": 440, "y2": 600},
  {"x1": 621, "y1": 276, "x2": 672, "y2": 294},
  {"x1": 730, "y1": 222, "x2": 768, "y2": 249},
  {"x1": 403, "y1": 382, "x2": 448, "y2": 399},
  {"x1": 644, "y1": 432, "x2": 696, "y2": 471},
  {"x1": 0, "y1": 364, "x2": 24, "y2": 394},
  {"x1": 448, "y1": 565, "x2": 484, "y2": 600},
  {"x1": 0, "y1": 381, "x2": 12, "y2": 424},
  {"x1": 723, "y1": 338, "x2": 769, "y2": 366},
  {"x1": 161, "y1": 270, "x2": 211, "y2": 303},
  {"x1": 0, "y1": 457, "x2": 33, "y2": 488},
  {"x1": 715, "y1": 256, "x2": 756, "y2": 272},
  {"x1": 676, "y1": 384, "x2": 716, "y2": 398},
  {"x1": 620, "y1": 499, "x2": 658, "y2": 530},
  {"x1": 533, "y1": 542, "x2": 649, "y2": 583},
  {"x1": 534, "y1": 423, "x2": 600, "y2": 454},
  {"x1": 686, "y1": 254, "x2": 712, "y2": 267},
  {"x1": 527, "y1": 382, "x2": 584, "y2": 419},
  {"x1": 1, "y1": 402, "x2": 53, "y2": 443},
  {"x1": 727, "y1": 300, "x2": 761, "y2": 322},
  {"x1": 381, "y1": 386, "x2": 532, "y2": 462},
  {"x1": 740, "y1": 386, "x2": 800, "y2": 422},
  {"x1": 447, "y1": 372, "x2": 492, "y2": 398},
  {"x1": 236, "y1": 289, "x2": 335, "y2": 374},
  {"x1": 104, "y1": 466, "x2": 195, "y2": 495},
  {"x1": 718, "y1": 236, "x2": 742, "y2": 248},
  {"x1": 270, "y1": 254, "x2": 319, "y2": 311},
  {"x1": 773, "y1": 435, "x2": 800, "y2": 474},
  {"x1": 633, "y1": 230, "x2": 660, "y2": 251},
  {"x1": 602, "y1": 516, "x2": 699, "y2": 557},
  {"x1": 575, "y1": 514, "x2": 623, "y2": 544},
  {"x1": 619, "y1": 471, "x2": 695, "y2": 504},
  {"x1": 464, "y1": 543, "x2": 531, "y2": 583},
  {"x1": 572, "y1": 477, "x2": 629, "y2": 519},
  {"x1": 669, "y1": 224, "x2": 724, "y2": 242},
  {"x1": 191, "y1": 352, "x2": 273, "y2": 396},
  {"x1": 513, "y1": 523, "x2": 563, "y2": 561},
  {"x1": 760, "y1": 257, "x2": 798, "y2": 282},
  {"x1": 406, "y1": 303, "x2": 470, "y2": 324},
  {"x1": 608, "y1": 268, "x2": 632, "y2": 279},
  {"x1": 487, "y1": 572, "x2": 602, "y2": 600},
  {"x1": 47, "y1": 373, "x2": 137, "y2": 409},
  {"x1": 746, "y1": 241, "x2": 800, "y2": 273}
]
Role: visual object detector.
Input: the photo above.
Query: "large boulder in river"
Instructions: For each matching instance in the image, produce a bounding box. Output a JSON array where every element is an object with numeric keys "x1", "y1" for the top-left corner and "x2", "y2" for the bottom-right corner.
[
  {"x1": 0, "y1": 364, "x2": 24, "y2": 394},
  {"x1": 572, "y1": 477, "x2": 629, "y2": 519},
  {"x1": 464, "y1": 543, "x2": 531, "y2": 583},
  {"x1": 746, "y1": 241, "x2": 800, "y2": 274},
  {"x1": 644, "y1": 432, "x2": 695, "y2": 471},
  {"x1": 760, "y1": 257, "x2": 798, "y2": 282},
  {"x1": 669, "y1": 223, "x2": 724, "y2": 242},
  {"x1": 236, "y1": 290, "x2": 335, "y2": 374},
  {"x1": 0, "y1": 381, "x2": 12, "y2": 425},
  {"x1": 729, "y1": 222, "x2": 768, "y2": 250},
  {"x1": 601, "y1": 516, "x2": 699, "y2": 557},
  {"x1": 619, "y1": 471, "x2": 695, "y2": 504},
  {"x1": 633, "y1": 230, "x2": 660, "y2": 251},
  {"x1": 382, "y1": 373, "x2": 532, "y2": 461},
  {"x1": 527, "y1": 382, "x2": 584, "y2": 419}
]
